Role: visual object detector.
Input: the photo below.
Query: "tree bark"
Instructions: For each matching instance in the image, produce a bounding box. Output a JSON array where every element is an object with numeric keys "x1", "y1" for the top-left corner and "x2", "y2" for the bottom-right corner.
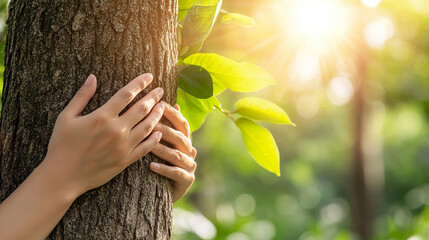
[{"x1": 0, "y1": 0, "x2": 178, "y2": 239}]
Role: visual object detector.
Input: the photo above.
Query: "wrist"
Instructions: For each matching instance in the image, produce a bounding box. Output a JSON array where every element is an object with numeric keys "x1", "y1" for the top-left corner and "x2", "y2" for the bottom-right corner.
[{"x1": 35, "y1": 155, "x2": 81, "y2": 204}]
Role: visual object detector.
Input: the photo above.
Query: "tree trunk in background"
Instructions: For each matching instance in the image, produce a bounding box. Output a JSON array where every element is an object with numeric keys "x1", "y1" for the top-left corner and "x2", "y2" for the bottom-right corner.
[
  {"x1": 0, "y1": 0, "x2": 178, "y2": 239},
  {"x1": 350, "y1": 43, "x2": 373, "y2": 240}
]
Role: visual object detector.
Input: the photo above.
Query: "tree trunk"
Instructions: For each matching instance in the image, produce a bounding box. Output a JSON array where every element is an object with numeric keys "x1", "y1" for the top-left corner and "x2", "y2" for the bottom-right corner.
[
  {"x1": 350, "y1": 42, "x2": 372, "y2": 240},
  {"x1": 0, "y1": 0, "x2": 178, "y2": 239}
]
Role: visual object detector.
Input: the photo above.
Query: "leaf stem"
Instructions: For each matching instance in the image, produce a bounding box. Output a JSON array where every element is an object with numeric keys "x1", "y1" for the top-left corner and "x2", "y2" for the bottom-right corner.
[{"x1": 214, "y1": 105, "x2": 236, "y2": 122}]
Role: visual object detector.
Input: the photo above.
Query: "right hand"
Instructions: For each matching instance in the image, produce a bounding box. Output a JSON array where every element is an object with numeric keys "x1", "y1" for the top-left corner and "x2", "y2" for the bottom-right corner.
[{"x1": 43, "y1": 73, "x2": 164, "y2": 197}]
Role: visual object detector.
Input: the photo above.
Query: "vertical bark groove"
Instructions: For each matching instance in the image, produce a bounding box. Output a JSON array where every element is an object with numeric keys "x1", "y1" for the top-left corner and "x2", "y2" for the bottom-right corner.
[{"x1": 0, "y1": 0, "x2": 178, "y2": 239}]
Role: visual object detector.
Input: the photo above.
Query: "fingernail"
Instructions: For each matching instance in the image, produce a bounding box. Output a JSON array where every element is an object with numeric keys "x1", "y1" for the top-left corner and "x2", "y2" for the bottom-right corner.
[
  {"x1": 157, "y1": 87, "x2": 164, "y2": 95},
  {"x1": 150, "y1": 162, "x2": 160, "y2": 170},
  {"x1": 84, "y1": 74, "x2": 94, "y2": 86},
  {"x1": 160, "y1": 101, "x2": 167, "y2": 110},
  {"x1": 146, "y1": 73, "x2": 153, "y2": 81},
  {"x1": 155, "y1": 131, "x2": 162, "y2": 140}
]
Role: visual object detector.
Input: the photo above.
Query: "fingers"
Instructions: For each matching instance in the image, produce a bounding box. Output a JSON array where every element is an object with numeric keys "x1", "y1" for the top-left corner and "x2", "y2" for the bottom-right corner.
[
  {"x1": 149, "y1": 162, "x2": 194, "y2": 184},
  {"x1": 129, "y1": 131, "x2": 162, "y2": 163},
  {"x1": 120, "y1": 87, "x2": 164, "y2": 128},
  {"x1": 63, "y1": 74, "x2": 97, "y2": 117},
  {"x1": 101, "y1": 73, "x2": 153, "y2": 116},
  {"x1": 163, "y1": 104, "x2": 191, "y2": 138},
  {"x1": 154, "y1": 123, "x2": 194, "y2": 155},
  {"x1": 129, "y1": 102, "x2": 165, "y2": 146},
  {"x1": 150, "y1": 143, "x2": 197, "y2": 172}
]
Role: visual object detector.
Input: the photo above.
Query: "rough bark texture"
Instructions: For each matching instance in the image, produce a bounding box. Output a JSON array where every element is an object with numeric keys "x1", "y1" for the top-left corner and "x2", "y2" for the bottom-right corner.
[{"x1": 0, "y1": 0, "x2": 178, "y2": 239}]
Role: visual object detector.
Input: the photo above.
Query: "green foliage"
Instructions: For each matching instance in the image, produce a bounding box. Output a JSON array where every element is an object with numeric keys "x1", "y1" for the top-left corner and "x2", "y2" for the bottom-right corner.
[
  {"x1": 235, "y1": 117, "x2": 280, "y2": 176},
  {"x1": 183, "y1": 53, "x2": 276, "y2": 92},
  {"x1": 177, "y1": 88, "x2": 220, "y2": 132},
  {"x1": 178, "y1": 0, "x2": 197, "y2": 21},
  {"x1": 177, "y1": 0, "x2": 292, "y2": 176},
  {"x1": 234, "y1": 97, "x2": 295, "y2": 125},
  {"x1": 217, "y1": 10, "x2": 256, "y2": 28},
  {"x1": 178, "y1": 65, "x2": 213, "y2": 99},
  {"x1": 179, "y1": 0, "x2": 222, "y2": 58}
]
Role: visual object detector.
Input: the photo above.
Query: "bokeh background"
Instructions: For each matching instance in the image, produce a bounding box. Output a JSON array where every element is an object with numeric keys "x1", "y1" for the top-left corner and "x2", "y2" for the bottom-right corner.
[{"x1": 1, "y1": 0, "x2": 429, "y2": 239}]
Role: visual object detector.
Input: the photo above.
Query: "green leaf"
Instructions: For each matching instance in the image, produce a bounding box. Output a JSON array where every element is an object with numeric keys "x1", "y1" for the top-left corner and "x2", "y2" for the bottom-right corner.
[
  {"x1": 210, "y1": 93, "x2": 222, "y2": 109},
  {"x1": 212, "y1": 76, "x2": 227, "y2": 95},
  {"x1": 235, "y1": 97, "x2": 295, "y2": 125},
  {"x1": 217, "y1": 10, "x2": 256, "y2": 28},
  {"x1": 179, "y1": 0, "x2": 197, "y2": 21},
  {"x1": 177, "y1": 89, "x2": 220, "y2": 132},
  {"x1": 235, "y1": 118, "x2": 280, "y2": 176},
  {"x1": 180, "y1": 0, "x2": 222, "y2": 58},
  {"x1": 183, "y1": 53, "x2": 275, "y2": 92},
  {"x1": 179, "y1": 65, "x2": 213, "y2": 99}
]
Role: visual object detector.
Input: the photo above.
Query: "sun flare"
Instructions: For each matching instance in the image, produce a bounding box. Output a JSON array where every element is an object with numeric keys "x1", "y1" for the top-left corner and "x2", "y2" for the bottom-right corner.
[{"x1": 281, "y1": 0, "x2": 351, "y2": 53}]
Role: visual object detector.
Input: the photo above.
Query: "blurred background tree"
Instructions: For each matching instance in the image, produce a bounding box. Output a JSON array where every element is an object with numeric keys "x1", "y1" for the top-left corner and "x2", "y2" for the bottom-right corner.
[{"x1": 1, "y1": 0, "x2": 429, "y2": 239}]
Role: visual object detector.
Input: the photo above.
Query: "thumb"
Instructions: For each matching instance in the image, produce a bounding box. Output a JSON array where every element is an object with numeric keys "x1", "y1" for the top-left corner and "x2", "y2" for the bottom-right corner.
[{"x1": 63, "y1": 74, "x2": 97, "y2": 117}]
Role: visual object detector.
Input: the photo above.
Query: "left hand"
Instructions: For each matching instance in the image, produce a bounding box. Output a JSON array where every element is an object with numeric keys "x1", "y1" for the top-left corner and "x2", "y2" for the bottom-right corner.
[{"x1": 149, "y1": 104, "x2": 197, "y2": 203}]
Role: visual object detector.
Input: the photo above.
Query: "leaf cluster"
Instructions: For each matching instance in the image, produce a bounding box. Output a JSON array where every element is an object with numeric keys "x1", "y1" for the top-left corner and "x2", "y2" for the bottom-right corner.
[{"x1": 177, "y1": 0, "x2": 294, "y2": 176}]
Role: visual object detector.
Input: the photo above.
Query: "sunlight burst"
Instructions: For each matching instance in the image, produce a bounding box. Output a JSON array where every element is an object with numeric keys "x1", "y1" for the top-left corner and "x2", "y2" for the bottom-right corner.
[{"x1": 285, "y1": 0, "x2": 350, "y2": 53}]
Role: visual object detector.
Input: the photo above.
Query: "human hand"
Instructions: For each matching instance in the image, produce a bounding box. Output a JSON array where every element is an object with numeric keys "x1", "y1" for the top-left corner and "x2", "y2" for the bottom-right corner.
[
  {"x1": 43, "y1": 73, "x2": 165, "y2": 197},
  {"x1": 149, "y1": 104, "x2": 197, "y2": 203}
]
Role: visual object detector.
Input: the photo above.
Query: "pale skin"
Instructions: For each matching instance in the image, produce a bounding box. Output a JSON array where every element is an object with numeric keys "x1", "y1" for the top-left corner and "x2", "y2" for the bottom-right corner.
[{"x1": 0, "y1": 73, "x2": 197, "y2": 240}]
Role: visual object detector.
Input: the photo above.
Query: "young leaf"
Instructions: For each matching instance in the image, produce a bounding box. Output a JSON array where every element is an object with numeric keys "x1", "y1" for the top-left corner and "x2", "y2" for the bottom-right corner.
[
  {"x1": 178, "y1": 65, "x2": 213, "y2": 99},
  {"x1": 179, "y1": 0, "x2": 197, "y2": 21},
  {"x1": 212, "y1": 76, "x2": 227, "y2": 95},
  {"x1": 217, "y1": 10, "x2": 256, "y2": 28},
  {"x1": 183, "y1": 53, "x2": 275, "y2": 92},
  {"x1": 180, "y1": 0, "x2": 222, "y2": 58},
  {"x1": 177, "y1": 89, "x2": 220, "y2": 132},
  {"x1": 235, "y1": 97, "x2": 295, "y2": 125},
  {"x1": 235, "y1": 118, "x2": 280, "y2": 176}
]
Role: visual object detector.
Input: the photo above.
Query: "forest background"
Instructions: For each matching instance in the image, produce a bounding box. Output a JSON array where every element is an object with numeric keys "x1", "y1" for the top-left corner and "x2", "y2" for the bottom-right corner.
[{"x1": 1, "y1": 0, "x2": 428, "y2": 239}]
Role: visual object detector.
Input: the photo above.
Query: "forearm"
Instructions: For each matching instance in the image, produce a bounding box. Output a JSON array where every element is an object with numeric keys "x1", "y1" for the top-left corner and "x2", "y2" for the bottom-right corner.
[{"x1": 0, "y1": 158, "x2": 78, "y2": 240}]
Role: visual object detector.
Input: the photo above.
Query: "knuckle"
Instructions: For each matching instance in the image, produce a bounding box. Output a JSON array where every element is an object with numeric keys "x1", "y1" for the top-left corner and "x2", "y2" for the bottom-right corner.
[
  {"x1": 109, "y1": 126, "x2": 126, "y2": 140},
  {"x1": 120, "y1": 89, "x2": 134, "y2": 102},
  {"x1": 178, "y1": 133, "x2": 188, "y2": 145},
  {"x1": 138, "y1": 102, "x2": 150, "y2": 116},
  {"x1": 175, "y1": 150, "x2": 183, "y2": 162},
  {"x1": 142, "y1": 117, "x2": 158, "y2": 133},
  {"x1": 184, "y1": 123, "x2": 191, "y2": 135},
  {"x1": 175, "y1": 168, "x2": 183, "y2": 179},
  {"x1": 192, "y1": 147, "x2": 197, "y2": 158},
  {"x1": 191, "y1": 161, "x2": 197, "y2": 171},
  {"x1": 137, "y1": 78, "x2": 146, "y2": 89},
  {"x1": 189, "y1": 174, "x2": 195, "y2": 184},
  {"x1": 141, "y1": 122, "x2": 153, "y2": 134}
]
